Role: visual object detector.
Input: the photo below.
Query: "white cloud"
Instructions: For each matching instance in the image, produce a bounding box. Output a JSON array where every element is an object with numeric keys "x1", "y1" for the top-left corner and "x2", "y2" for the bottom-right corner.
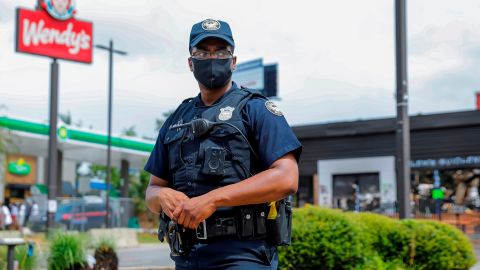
[{"x1": 0, "y1": 0, "x2": 479, "y2": 138}]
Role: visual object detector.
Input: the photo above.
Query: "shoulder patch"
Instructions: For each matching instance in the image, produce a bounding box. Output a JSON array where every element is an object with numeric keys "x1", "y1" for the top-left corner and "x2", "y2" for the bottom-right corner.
[{"x1": 265, "y1": 101, "x2": 283, "y2": 116}]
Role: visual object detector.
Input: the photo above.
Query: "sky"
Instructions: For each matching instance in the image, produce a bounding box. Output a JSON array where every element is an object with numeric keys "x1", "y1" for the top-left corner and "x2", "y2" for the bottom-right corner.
[{"x1": 1, "y1": 0, "x2": 479, "y2": 140}]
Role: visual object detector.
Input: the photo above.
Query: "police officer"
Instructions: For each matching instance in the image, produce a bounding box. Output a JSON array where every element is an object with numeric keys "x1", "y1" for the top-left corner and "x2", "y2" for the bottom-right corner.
[{"x1": 145, "y1": 18, "x2": 302, "y2": 270}]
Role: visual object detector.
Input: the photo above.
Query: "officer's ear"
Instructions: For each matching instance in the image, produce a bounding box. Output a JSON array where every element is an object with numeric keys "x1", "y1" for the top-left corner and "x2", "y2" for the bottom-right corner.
[
  {"x1": 232, "y1": 56, "x2": 237, "y2": 71},
  {"x1": 188, "y1": 57, "x2": 194, "y2": 72}
]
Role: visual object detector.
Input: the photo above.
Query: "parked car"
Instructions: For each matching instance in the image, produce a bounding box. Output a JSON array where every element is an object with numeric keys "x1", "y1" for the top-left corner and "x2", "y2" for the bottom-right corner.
[{"x1": 30, "y1": 198, "x2": 113, "y2": 232}]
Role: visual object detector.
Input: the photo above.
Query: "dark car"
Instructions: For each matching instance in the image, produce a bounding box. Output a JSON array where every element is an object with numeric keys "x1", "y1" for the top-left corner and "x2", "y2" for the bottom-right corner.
[
  {"x1": 55, "y1": 201, "x2": 111, "y2": 231},
  {"x1": 30, "y1": 199, "x2": 113, "y2": 232}
]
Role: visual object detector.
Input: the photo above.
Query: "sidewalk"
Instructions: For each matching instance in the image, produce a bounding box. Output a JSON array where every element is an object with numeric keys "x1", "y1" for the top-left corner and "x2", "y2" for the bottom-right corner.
[
  {"x1": 32, "y1": 243, "x2": 174, "y2": 270},
  {"x1": 472, "y1": 247, "x2": 480, "y2": 270},
  {"x1": 118, "y1": 243, "x2": 173, "y2": 269},
  {"x1": 471, "y1": 237, "x2": 480, "y2": 270}
]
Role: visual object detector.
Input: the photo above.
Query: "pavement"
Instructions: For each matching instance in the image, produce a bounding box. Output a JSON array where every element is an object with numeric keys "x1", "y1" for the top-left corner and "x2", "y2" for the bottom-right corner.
[
  {"x1": 118, "y1": 243, "x2": 174, "y2": 270},
  {"x1": 119, "y1": 241, "x2": 480, "y2": 270},
  {"x1": 471, "y1": 241, "x2": 480, "y2": 270},
  {"x1": 32, "y1": 242, "x2": 174, "y2": 270}
]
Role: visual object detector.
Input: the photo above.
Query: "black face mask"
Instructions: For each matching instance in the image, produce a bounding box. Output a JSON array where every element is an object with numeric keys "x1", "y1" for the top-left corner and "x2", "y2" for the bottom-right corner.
[{"x1": 192, "y1": 58, "x2": 232, "y2": 89}]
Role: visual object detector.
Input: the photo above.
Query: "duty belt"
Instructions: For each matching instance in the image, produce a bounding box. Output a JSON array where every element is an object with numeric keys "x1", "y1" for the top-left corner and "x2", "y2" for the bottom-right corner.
[
  {"x1": 195, "y1": 216, "x2": 237, "y2": 240},
  {"x1": 160, "y1": 206, "x2": 268, "y2": 240}
]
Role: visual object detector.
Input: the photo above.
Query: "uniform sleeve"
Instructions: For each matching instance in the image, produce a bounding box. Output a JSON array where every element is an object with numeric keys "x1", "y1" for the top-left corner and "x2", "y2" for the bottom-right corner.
[
  {"x1": 242, "y1": 98, "x2": 302, "y2": 169},
  {"x1": 144, "y1": 116, "x2": 174, "y2": 180}
]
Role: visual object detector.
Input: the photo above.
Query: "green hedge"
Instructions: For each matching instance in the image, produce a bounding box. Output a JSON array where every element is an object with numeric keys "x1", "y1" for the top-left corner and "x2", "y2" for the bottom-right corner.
[
  {"x1": 278, "y1": 206, "x2": 476, "y2": 270},
  {"x1": 402, "y1": 220, "x2": 476, "y2": 270}
]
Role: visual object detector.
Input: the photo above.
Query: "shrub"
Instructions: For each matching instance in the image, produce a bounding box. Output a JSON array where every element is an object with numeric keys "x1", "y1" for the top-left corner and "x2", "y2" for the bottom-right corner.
[
  {"x1": 48, "y1": 232, "x2": 87, "y2": 270},
  {"x1": 15, "y1": 243, "x2": 37, "y2": 270},
  {"x1": 93, "y1": 238, "x2": 118, "y2": 270},
  {"x1": 347, "y1": 212, "x2": 411, "y2": 263},
  {"x1": 402, "y1": 220, "x2": 476, "y2": 270},
  {"x1": 278, "y1": 206, "x2": 476, "y2": 270},
  {"x1": 278, "y1": 206, "x2": 371, "y2": 270},
  {"x1": 0, "y1": 243, "x2": 37, "y2": 270}
]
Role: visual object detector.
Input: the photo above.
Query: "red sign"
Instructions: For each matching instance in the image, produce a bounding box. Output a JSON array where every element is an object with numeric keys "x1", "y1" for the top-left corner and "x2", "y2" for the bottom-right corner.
[{"x1": 16, "y1": 8, "x2": 93, "y2": 63}]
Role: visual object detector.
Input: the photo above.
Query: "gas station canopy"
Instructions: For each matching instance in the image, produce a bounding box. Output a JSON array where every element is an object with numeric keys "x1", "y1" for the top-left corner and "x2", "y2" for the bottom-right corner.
[{"x1": 0, "y1": 115, "x2": 155, "y2": 168}]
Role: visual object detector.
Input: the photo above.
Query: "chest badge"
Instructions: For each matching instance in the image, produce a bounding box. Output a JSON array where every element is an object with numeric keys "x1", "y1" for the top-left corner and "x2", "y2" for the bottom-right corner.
[
  {"x1": 265, "y1": 101, "x2": 283, "y2": 116},
  {"x1": 218, "y1": 106, "x2": 235, "y2": 121}
]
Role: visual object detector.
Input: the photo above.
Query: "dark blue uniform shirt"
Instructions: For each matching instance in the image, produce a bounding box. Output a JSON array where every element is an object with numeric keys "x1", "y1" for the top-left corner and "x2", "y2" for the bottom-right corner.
[{"x1": 144, "y1": 82, "x2": 302, "y2": 182}]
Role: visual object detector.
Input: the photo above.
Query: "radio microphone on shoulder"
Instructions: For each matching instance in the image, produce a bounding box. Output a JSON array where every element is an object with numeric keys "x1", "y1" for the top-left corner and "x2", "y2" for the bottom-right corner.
[{"x1": 169, "y1": 118, "x2": 218, "y2": 137}]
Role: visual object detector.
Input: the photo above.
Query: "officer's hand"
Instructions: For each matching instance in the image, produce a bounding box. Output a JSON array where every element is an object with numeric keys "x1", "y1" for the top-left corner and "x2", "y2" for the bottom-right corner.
[
  {"x1": 173, "y1": 195, "x2": 216, "y2": 230},
  {"x1": 158, "y1": 188, "x2": 190, "y2": 219}
]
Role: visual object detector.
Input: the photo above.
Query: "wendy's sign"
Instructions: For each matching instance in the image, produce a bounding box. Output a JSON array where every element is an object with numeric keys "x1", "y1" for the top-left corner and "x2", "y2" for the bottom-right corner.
[{"x1": 15, "y1": 1, "x2": 93, "y2": 63}]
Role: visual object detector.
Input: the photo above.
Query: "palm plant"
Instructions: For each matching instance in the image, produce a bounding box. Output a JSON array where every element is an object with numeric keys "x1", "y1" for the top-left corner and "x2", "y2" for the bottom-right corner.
[{"x1": 93, "y1": 238, "x2": 118, "y2": 270}]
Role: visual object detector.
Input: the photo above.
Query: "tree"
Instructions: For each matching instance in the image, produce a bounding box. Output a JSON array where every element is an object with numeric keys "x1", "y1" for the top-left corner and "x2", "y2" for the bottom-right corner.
[
  {"x1": 122, "y1": 126, "x2": 137, "y2": 137},
  {"x1": 0, "y1": 106, "x2": 12, "y2": 155},
  {"x1": 59, "y1": 111, "x2": 84, "y2": 128},
  {"x1": 59, "y1": 111, "x2": 72, "y2": 125},
  {"x1": 155, "y1": 109, "x2": 175, "y2": 132},
  {"x1": 129, "y1": 169, "x2": 150, "y2": 216},
  {"x1": 0, "y1": 129, "x2": 9, "y2": 155},
  {"x1": 90, "y1": 164, "x2": 122, "y2": 192}
]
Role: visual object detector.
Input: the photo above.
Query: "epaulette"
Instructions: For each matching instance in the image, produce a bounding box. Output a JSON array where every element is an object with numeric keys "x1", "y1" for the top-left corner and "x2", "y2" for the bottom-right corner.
[
  {"x1": 240, "y1": 86, "x2": 268, "y2": 100},
  {"x1": 181, "y1": 97, "x2": 194, "y2": 103}
]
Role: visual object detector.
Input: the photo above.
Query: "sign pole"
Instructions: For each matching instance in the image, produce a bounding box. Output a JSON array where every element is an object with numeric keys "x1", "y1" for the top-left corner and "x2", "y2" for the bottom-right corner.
[
  {"x1": 15, "y1": 0, "x2": 93, "y2": 233},
  {"x1": 46, "y1": 58, "x2": 59, "y2": 232},
  {"x1": 395, "y1": 0, "x2": 412, "y2": 219},
  {"x1": 105, "y1": 40, "x2": 113, "y2": 228},
  {"x1": 95, "y1": 41, "x2": 127, "y2": 228}
]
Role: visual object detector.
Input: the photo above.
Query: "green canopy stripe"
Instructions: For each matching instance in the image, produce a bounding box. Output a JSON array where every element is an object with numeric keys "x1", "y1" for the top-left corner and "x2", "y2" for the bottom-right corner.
[
  {"x1": 0, "y1": 116, "x2": 49, "y2": 135},
  {"x1": 0, "y1": 116, "x2": 154, "y2": 152}
]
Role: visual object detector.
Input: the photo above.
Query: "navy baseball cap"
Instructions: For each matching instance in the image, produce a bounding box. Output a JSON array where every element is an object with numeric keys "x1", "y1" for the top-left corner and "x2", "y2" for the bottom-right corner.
[{"x1": 189, "y1": 19, "x2": 235, "y2": 51}]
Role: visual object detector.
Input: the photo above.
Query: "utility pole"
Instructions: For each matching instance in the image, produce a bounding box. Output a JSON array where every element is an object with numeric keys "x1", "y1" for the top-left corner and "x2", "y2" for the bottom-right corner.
[
  {"x1": 46, "y1": 58, "x2": 59, "y2": 233},
  {"x1": 95, "y1": 40, "x2": 127, "y2": 228},
  {"x1": 395, "y1": 0, "x2": 412, "y2": 219}
]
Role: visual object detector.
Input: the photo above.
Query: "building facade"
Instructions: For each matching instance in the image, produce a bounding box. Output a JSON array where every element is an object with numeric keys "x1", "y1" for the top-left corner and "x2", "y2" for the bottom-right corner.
[{"x1": 292, "y1": 110, "x2": 480, "y2": 211}]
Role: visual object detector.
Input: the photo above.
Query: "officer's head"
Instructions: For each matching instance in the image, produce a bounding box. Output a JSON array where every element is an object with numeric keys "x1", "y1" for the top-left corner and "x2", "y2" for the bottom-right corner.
[{"x1": 188, "y1": 19, "x2": 237, "y2": 90}]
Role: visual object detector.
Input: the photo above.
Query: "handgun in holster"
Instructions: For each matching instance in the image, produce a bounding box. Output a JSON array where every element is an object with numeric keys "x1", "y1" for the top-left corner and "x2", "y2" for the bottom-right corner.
[
  {"x1": 158, "y1": 212, "x2": 193, "y2": 256},
  {"x1": 266, "y1": 195, "x2": 293, "y2": 246}
]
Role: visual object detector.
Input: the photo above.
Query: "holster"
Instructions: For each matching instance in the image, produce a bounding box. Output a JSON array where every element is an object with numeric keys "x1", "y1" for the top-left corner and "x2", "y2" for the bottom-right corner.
[
  {"x1": 158, "y1": 212, "x2": 169, "y2": 242},
  {"x1": 266, "y1": 195, "x2": 293, "y2": 246},
  {"x1": 157, "y1": 212, "x2": 193, "y2": 257}
]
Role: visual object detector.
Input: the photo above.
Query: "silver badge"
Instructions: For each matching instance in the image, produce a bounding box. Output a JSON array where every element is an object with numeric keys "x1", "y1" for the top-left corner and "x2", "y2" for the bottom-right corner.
[
  {"x1": 265, "y1": 101, "x2": 283, "y2": 116},
  {"x1": 202, "y1": 19, "x2": 221, "y2": 31},
  {"x1": 218, "y1": 106, "x2": 235, "y2": 121}
]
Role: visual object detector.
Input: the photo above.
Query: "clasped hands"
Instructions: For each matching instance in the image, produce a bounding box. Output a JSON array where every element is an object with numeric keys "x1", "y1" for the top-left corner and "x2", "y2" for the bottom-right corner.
[{"x1": 159, "y1": 188, "x2": 217, "y2": 230}]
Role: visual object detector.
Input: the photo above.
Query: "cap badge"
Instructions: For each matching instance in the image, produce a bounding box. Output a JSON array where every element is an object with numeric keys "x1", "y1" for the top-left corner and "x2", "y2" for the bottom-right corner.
[
  {"x1": 202, "y1": 19, "x2": 221, "y2": 31},
  {"x1": 265, "y1": 101, "x2": 283, "y2": 116},
  {"x1": 218, "y1": 106, "x2": 235, "y2": 121}
]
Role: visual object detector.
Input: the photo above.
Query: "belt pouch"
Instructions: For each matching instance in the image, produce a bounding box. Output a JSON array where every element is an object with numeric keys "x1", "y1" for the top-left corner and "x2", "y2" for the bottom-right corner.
[
  {"x1": 237, "y1": 207, "x2": 254, "y2": 239},
  {"x1": 255, "y1": 205, "x2": 268, "y2": 237}
]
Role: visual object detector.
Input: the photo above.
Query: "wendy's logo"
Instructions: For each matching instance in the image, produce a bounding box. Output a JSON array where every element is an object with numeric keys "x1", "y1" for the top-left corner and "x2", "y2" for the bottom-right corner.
[{"x1": 42, "y1": 0, "x2": 76, "y2": 20}]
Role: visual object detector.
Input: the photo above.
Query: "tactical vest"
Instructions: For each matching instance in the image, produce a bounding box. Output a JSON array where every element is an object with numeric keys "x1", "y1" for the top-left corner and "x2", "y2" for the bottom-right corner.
[{"x1": 164, "y1": 87, "x2": 264, "y2": 197}]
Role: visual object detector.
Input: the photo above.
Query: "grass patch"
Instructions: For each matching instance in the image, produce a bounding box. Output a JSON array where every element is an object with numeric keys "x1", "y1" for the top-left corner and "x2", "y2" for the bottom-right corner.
[{"x1": 137, "y1": 232, "x2": 159, "y2": 244}]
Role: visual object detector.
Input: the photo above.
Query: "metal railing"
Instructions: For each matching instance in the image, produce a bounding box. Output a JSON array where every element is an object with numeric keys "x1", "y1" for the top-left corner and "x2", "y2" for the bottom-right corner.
[{"x1": 25, "y1": 196, "x2": 135, "y2": 232}]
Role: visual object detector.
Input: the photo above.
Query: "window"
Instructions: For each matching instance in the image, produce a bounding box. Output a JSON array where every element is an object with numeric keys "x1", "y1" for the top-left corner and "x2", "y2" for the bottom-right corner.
[{"x1": 332, "y1": 173, "x2": 380, "y2": 211}]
